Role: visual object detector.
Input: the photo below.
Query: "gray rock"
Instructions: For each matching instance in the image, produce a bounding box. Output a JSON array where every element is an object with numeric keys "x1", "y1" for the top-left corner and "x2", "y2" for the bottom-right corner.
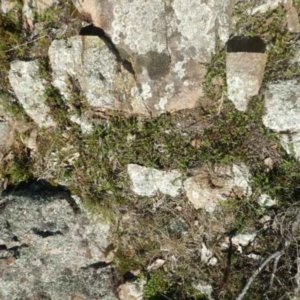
[
  {"x1": 263, "y1": 80, "x2": 300, "y2": 159},
  {"x1": 49, "y1": 36, "x2": 145, "y2": 114},
  {"x1": 0, "y1": 193, "x2": 117, "y2": 300},
  {"x1": 73, "y1": 0, "x2": 234, "y2": 115},
  {"x1": 8, "y1": 60, "x2": 57, "y2": 128},
  {"x1": 184, "y1": 164, "x2": 252, "y2": 212},
  {"x1": 127, "y1": 164, "x2": 182, "y2": 197},
  {"x1": 226, "y1": 52, "x2": 267, "y2": 111}
]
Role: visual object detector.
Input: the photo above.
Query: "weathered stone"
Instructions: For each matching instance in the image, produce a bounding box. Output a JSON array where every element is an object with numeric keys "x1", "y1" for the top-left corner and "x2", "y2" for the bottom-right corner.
[
  {"x1": 249, "y1": 0, "x2": 283, "y2": 14},
  {"x1": 0, "y1": 120, "x2": 14, "y2": 159},
  {"x1": 231, "y1": 233, "x2": 257, "y2": 253},
  {"x1": 263, "y1": 80, "x2": 300, "y2": 159},
  {"x1": 72, "y1": 0, "x2": 234, "y2": 115},
  {"x1": 286, "y1": 6, "x2": 300, "y2": 33},
  {"x1": 193, "y1": 281, "x2": 214, "y2": 300},
  {"x1": 117, "y1": 279, "x2": 145, "y2": 300},
  {"x1": 201, "y1": 243, "x2": 218, "y2": 266},
  {"x1": 0, "y1": 0, "x2": 16, "y2": 13},
  {"x1": 184, "y1": 164, "x2": 252, "y2": 212},
  {"x1": 258, "y1": 194, "x2": 277, "y2": 207},
  {"x1": 49, "y1": 36, "x2": 146, "y2": 115},
  {"x1": 8, "y1": 60, "x2": 56, "y2": 128},
  {"x1": 127, "y1": 164, "x2": 182, "y2": 197},
  {"x1": 0, "y1": 193, "x2": 117, "y2": 300},
  {"x1": 226, "y1": 52, "x2": 267, "y2": 111}
]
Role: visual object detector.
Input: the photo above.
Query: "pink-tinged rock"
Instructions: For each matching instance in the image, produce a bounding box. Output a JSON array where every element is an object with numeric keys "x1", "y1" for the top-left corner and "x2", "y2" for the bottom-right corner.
[
  {"x1": 72, "y1": 0, "x2": 234, "y2": 116},
  {"x1": 286, "y1": 6, "x2": 300, "y2": 33},
  {"x1": 184, "y1": 163, "x2": 252, "y2": 213},
  {"x1": 226, "y1": 52, "x2": 267, "y2": 111}
]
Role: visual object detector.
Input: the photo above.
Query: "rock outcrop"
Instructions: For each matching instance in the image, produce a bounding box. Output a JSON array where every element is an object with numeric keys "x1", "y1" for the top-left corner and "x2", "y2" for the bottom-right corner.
[
  {"x1": 72, "y1": 0, "x2": 234, "y2": 115},
  {"x1": 0, "y1": 190, "x2": 117, "y2": 300},
  {"x1": 49, "y1": 35, "x2": 145, "y2": 115}
]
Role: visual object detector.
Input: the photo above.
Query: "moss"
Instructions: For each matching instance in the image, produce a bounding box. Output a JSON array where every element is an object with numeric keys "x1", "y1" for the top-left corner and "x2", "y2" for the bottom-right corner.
[{"x1": 144, "y1": 270, "x2": 171, "y2": 299}]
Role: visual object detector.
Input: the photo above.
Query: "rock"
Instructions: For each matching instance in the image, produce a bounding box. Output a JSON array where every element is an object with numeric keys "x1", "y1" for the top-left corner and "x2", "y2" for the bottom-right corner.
[
  {"x1": 147, "y1": 259, "x2": 166, "y2": 272},
  {"x1": 193, "y1": 281, "x2": 214, "y2": 300},
  {"x1": 201, "y1": 243, "x2": 218, "y2": 266},
  {"x1": 0, "y1": 120, "x2": 14, "y2": 159},
  {"x1": 49, "y1": 36, "x2": 145, "y2": 115},
  {"x1": 183, "y1": 163, "x2": 252, "y2": 212},
  {"x1": 0, "y1": 193, "x2": 117, "y2": 300},
  {"x1": 0, "y1": 0, "x2": 16, "y2": 13},
  {"x1": 264, "y1": 157, "x2": 274, "y2": 170},
  {"x1": 231, "y1": 233, "x2": 257, "y2": 253},
  {"x1": 8, "y1": 60, "x2": 57, "y2": 128},
  {"x1": 117, "y1": 279, "x2": 145, "y2": 300},
  {"x1": 249, "y1": 0, "x2": 283, "y2": 14},
  {"x1": 72, "y1": 0, "x2": 234, "y2": 115},
  {"x1": 226, "y1": 52, "x2": 267, "y2": 111},
  {"x1": 246, "y1": 253, "x2": 262, "y2": 261},
  {"x1": 286, "y1": 6, "x2": 300, "y2": 33},
  {"x1": 127, "y1": 164, "x2": 182, "y2": 197},
  {"x1": 258, "y1": 193, "x2": 277, "y2": 207},
  {"x1": 263, "y1": 80, "x2": 300, "y2": 159}
]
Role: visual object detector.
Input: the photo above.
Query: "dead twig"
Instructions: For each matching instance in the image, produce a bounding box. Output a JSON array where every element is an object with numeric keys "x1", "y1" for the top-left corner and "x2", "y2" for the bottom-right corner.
[
  {"x1": 236, "y1": 246, "x2": 286, "y2": 300},
  {"x1": 4, "y1": 35, "x2": 49, "y2": 53}
]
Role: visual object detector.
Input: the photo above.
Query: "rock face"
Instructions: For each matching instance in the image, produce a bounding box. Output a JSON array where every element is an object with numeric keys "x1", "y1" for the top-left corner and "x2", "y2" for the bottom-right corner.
[
  {"x1": 127, "y1": 164, "x2": 182, "y2": 197},
  {"x1": 8, "y1": 60, "x2": 56, "y2": 128},
  {"x1": 72, "y1": 0, "x2": 234, "y2": 115},
  {"x1": 263, "y1": 80, "x2": 300, "y2": 159},
  {"x1": 183, "y1": 164, "x2": 252, "y2": 212},
  {"x1": 226, "y1": 52, "x2": 267, "y2": 111},
  {"x1": 0, "y1": 192, "x2": 117, "y2": 300},
  {"x1": 49, "y1": 36, "x2": 146, "y2": 114}
]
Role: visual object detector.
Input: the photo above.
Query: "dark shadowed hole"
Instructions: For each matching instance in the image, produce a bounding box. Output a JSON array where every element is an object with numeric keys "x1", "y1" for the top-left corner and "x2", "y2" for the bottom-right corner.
[{"x1": 227, "y1": 36, "x2": 266, "y2": 53}]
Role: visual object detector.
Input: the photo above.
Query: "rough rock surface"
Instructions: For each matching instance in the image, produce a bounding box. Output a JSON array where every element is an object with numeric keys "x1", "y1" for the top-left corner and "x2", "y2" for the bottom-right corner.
[
  {"x1": 0, "y1": 120, "x2": 14, "y2": 159},
  {"x1": 226, "y1": 52, "x2": 267, "y2": 111},
  {"x1": 286, "y1": 5, "x2": 300, "y2": 33},
  {"x1": 72, "y1": 0, "x2": 234, "y2": 115},
  {"x1": 263, "y1": 80, "x2": 300, "y2": 159},
  {"x1": 0, "y1": 192, "x2": 117, "y2": 300},
  {"x1": 49, "y1": 36, "x2": 146, "y2": 114},
  {"x1": 184, "y1": 164, "x2": 252, "y2": 212},
  {"x1": 0, "y1": 0, "x2": 16, "y2": 13},
  {"x1": 117, "y1": 279, "x2": 145, "y2": 300},
  {"x1": 8, "y1": 60, "x2": 56, "y2": 128},
  {"x1": 127, "y1": 164, "x2": 182, "y2": 197}
]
